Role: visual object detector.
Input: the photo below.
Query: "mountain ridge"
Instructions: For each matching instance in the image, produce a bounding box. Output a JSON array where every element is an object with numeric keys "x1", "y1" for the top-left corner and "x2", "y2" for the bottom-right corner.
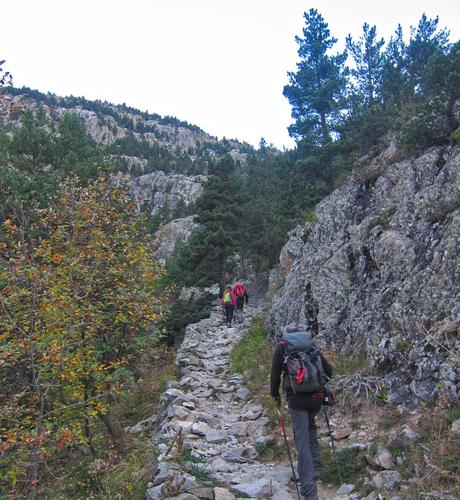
[{"x1": 0, "y1": 86, "x2": 254, "y2": 172}]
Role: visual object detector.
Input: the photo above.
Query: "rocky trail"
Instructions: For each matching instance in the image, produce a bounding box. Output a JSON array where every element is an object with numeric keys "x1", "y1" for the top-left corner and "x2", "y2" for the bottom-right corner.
[{"x1": 145, "y1": 306, "x2": 346, "y2": 500}]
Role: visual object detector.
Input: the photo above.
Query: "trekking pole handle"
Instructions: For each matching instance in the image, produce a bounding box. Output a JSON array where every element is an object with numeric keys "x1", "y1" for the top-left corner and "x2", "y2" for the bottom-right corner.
[{"x1": 277, "y1": 408, "x2": 286, "y2": 435}]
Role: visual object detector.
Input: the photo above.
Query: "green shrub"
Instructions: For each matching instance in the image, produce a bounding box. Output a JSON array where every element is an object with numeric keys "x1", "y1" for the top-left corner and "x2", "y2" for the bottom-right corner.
[
  {"x1": 399, "y1": 98, "x2": 452, "y2": 152},
  {"x1": 183, "y1": 448, "x2": 204, "y2": 464},
  {"x1": 319, "y1": 446, "x2": 367, "y2": 485},
  {"x1": 365, "y1": 206, "x2": 397, "y2": 236},
  {"x1": 451, "y1": 126, "x2": 460, "y2": 144},
  {"x1": 185, "y1": 464, "x2": 216, "y2": 483},
  {"x1": 231, "y1": 317, "x2": 279, "y2": 420},
  {"x1": 231, "y1": 318, "x2": 269, "y2": 373},
  {"x1": 303, "y1": 209, "x2": 317, "y2": 223},
  {"x1": 160, "y1": 294, "x2": 214, "y2": 346},
  {"x1": 37, "y1": 437, "x2": 156, "y2": 499}
]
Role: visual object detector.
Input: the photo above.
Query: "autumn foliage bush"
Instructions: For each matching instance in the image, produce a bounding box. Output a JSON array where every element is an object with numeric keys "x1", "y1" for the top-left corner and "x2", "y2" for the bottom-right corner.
[{"x1": 0, "y1": 179, "x2": 167, "y2": 497}]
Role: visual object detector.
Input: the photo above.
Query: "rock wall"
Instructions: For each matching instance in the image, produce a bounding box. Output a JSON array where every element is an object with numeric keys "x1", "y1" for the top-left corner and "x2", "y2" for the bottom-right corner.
[
  {"x1": 154, "y1": 215, "x2": 199, "y2": 264},
  {"x1": 130, "y1": 171, "x2": 207, "y2": 216},
  {"x1": 267, "y1": 144, "x2": 460, "y2": 406}
]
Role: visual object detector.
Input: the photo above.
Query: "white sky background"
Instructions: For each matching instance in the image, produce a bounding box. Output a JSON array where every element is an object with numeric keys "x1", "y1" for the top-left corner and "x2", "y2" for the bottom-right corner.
[{"x1": 2, "y1": 0, "x2": 460, "y2": 150}]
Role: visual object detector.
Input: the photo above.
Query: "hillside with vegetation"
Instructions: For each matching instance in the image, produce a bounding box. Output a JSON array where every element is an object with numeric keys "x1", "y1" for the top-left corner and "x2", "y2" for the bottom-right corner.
[{"x1": 0, "y1": 9, "x2": 459, "y2": 499}]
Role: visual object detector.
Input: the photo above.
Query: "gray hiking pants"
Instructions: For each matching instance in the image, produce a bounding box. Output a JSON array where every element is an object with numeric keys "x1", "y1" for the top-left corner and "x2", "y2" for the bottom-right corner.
[
  {"x1": 234, "y1": 308, "x2": 244, "y2": 323},
  {"x1": 290, "y1": 408, "x2": 321, "y2": 500}
]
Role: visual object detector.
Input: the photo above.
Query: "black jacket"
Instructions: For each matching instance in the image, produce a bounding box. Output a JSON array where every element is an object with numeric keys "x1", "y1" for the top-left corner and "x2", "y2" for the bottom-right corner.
[
  {"x1": 270, "y1": 343, "x2": 333, "y2": 411},
  {"x1": 235, "y1": 291, "x2": 249, "y2": 309}
]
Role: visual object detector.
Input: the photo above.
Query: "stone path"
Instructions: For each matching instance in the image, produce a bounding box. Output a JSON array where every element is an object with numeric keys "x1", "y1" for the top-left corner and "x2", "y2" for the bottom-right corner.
[{"x1": 146, "y1": 306, "x2": 343, "y2": 500}]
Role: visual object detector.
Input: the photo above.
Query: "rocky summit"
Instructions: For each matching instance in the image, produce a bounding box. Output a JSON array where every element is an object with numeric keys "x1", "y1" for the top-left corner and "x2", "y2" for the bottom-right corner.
[{"x1": 267, "y1": 144, "x2": 460, "y2": 408}]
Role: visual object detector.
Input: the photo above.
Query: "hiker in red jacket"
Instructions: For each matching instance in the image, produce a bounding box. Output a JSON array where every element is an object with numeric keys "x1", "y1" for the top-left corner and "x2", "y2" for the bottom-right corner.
[
  {"x1": 220, "y1": 285, "x2": 236, "y2": 326},
  {"x1": 233, "y1": 283, "x2": 249, "y2": 324}
]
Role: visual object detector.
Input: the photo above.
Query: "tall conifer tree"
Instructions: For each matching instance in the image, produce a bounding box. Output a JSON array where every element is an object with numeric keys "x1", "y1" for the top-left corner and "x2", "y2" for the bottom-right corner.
[
  {"x1": 166, "y1": 155, "x2": 243, "y2": 291},
  {"x1": 346, "y1": 23, "x2": 385, "y2": 105},
  {"x1": 283, "y1": 9, "x2": 347, "y2": 145}
]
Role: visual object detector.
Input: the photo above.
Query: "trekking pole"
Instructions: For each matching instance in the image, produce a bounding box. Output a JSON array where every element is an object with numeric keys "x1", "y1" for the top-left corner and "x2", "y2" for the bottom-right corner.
[
  {"x1": 277, "y1": 407, "x2": 302, "y2": 500},
  {"x1": 323, "y1": 406, "x2": 343, "y2": 485}
]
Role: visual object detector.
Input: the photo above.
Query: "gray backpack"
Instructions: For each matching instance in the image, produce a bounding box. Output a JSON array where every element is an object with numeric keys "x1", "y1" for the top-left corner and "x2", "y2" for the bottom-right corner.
[{"x1": 282, "y1": 330, "x2": 325, "y2": 393}]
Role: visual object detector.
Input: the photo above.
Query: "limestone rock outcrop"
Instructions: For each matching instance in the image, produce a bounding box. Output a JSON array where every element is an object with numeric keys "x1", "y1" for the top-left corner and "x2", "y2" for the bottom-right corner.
[
  {"x1": 268, "y1": 144, "x2": 460, "y2": 406},
  {"x1": 130, "y1": 171, "x2": 207, "y2": 216},
  {"x1": 154, "y1": 216, "x2": 199, "y2": 264}
]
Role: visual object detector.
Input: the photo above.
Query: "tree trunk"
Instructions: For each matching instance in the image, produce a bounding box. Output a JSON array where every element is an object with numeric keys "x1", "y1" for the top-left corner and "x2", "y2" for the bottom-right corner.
[
  {"x1": 320, "y1": 111, "x2": 329, "y2": 143},
  {"x1": 27, "y1": 289, "x2": 45, "y2": 499},
  {"x1": 97, "y1": 411, "x2": 126, "y2": 454}
]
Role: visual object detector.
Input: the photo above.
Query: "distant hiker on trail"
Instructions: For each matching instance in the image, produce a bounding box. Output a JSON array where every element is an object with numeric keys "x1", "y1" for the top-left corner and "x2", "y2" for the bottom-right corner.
[
  {"x1": 232, "y1": 283, "x2": 249, "y2": 324},
  {"x1": 270, "y1": 324, "x2": 333, "y2": 500},
  {"x1": 221, "y1": 285, "x2": 236, "y2": 327}
]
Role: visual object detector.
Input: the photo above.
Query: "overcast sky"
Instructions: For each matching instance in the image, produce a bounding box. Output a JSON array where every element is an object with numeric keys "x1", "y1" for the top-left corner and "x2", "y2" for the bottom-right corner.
[{"x1": 2, "y1": 0, "x2": 460, "y2": 149}]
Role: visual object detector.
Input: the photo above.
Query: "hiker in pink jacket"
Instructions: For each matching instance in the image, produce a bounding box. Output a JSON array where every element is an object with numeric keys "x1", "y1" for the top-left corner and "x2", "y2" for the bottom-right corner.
[{"x1": 221, "y1": 285, "x2": 236, "y2": 326}]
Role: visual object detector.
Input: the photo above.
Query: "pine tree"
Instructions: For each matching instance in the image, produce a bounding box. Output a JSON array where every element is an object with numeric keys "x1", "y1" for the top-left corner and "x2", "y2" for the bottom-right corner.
[
  {"x1": 166, "y1": 156, "x2": 243, "y2": 291},
  {"x1": 381, "y1": 24, "x2": 408, "y2": 110},
  {"x1": 346, "y1": 23, "x2": 385, "y2": 105},
  {"x1": 283, "y1": 9, "x2": 347, "y2": 145},
  {"x1": 54, "y1": 112, "x2": 104, "y2": 181},
  {"x1": 9, "y1": 110, "x2": 53, "y2": 171},
  {"x1": 406, "y1": 14, "x2": 450, "y2": 94}
]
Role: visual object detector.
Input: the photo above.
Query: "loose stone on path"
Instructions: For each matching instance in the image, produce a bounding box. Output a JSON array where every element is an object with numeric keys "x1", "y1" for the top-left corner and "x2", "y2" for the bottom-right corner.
[{"x1": 146, "y1": 305, "x2": 304, "y2": 499}]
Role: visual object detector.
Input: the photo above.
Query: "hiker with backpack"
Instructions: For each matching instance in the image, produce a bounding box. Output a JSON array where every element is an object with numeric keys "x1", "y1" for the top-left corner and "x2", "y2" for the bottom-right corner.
[
  {"x1": 270, "y1": 324, "x2": 333, "y2": 500},
  {"x1": 220, "y1": 285, "x2": 236, "y2": 327},
  {"x1": 232, "y1": 283, "x2": 249, "y2": 324}
]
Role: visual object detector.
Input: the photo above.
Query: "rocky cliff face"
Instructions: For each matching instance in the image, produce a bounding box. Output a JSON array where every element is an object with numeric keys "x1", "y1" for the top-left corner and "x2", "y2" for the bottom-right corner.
[
  {"x1": 0, "y1": 89, "x2": 252, "y2": 235},
  {"x1": 268, "y1": 144, "x2": 460, "y2": 406},
  {"x1": 154, "y1": 215, "x2": 199, "y2": 264},
  {"x1": 129, "y1": 171, "x2": 207, "y2": 216}
]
